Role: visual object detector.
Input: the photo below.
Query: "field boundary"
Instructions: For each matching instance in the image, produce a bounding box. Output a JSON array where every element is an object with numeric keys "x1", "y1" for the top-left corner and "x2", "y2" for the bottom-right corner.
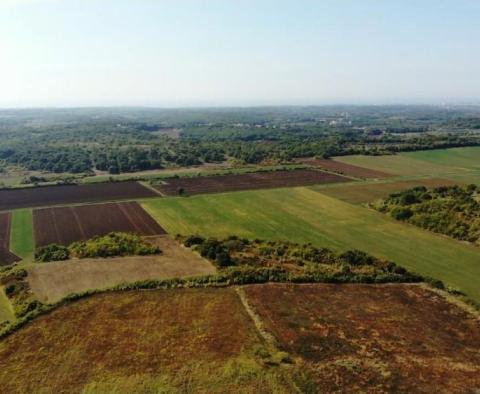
[{"x1": 235, "y1": 286, "x2": 278, "y2": 347}]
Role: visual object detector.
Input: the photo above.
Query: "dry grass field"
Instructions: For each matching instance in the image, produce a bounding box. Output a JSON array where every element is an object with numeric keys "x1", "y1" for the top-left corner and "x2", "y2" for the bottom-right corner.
[
  {"x1": 244, "y1": 283, "x2": 480, "y2": 393},
  {"x1": 0, "y1": 288, "x2": 297, "y2": 393},
  {"x1": 0, "y1": 283, "x2": 478, "y2": 393},
  {"x1": 27, "y1": 237, "x2": 215, "y2": 303}
]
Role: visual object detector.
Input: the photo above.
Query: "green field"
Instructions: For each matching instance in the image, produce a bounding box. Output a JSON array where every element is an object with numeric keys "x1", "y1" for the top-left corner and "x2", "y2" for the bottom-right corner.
[
  {"x1": 316, "y1": 178, "x2": 459, "y2": 205},
  {"x1": 0, "y1": 287, "x2": 14, "y2": 324},
  {"x1": 143, "y1": 187, "x2": 480, "y2": 304},
  {"x1": 334, "y1": 147, "x2": 480, "y2": 180},
  {"x1": 401, "y1": 147, "x2": 480, "y2": 171},
  {"x1": 10, "y1": 209, "x2": 34, "y2": 261}
]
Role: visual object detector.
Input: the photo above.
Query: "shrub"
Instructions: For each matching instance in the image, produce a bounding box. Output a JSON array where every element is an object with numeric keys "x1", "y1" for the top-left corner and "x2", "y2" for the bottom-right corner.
[
  {"x1": 390, "y1": 207, "x2": 414, "y2": 221},
  {"x1": 35, "y1": 244, "x2": 70, "y2": 262},
  {"x1": 70, "y1": 232, "x2": 161, "y2": 259}
]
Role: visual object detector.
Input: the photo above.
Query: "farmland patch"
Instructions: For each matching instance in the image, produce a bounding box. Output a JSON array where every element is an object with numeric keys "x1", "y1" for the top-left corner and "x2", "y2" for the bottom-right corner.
[
  {"x1": 154, "y1": 169, "x2": 349, "y2": 196},
  {"x1": 245, "y1": 283, "x2": 480, "y2": 392},
  {"x1": 28, "y1": 237, "x2": 215, "y2": 303},
  {"x1": 0, "y1": 181, "x2": 157, "y2": 211},
  {"x1": 143, "y1": 187, "x2": 480, "y2": 303},
  {"x1": 0, "y1": 288, "x2": 296, "y2": 393},
  {"x1": 317, "y1": 178, "x2": 460, "y2": 204},
  {"x1": 0, "y1": 213, "x2": 20, "y2": 266},
  {"x1": 34, "y1": 202, "x2": 166, "y2": 247},
  {"x1": 298, "y1": 158, "x2": 392, "y2": 178}
]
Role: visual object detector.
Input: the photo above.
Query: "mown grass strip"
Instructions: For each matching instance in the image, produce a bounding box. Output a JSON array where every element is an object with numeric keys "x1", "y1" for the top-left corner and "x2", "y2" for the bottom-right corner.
[
  {"x1": 0, "y1": 287, "x2": 14, "y2": 324},
  {"x1": 10, "y1": 209, "x2": 34, "y2": 261}
]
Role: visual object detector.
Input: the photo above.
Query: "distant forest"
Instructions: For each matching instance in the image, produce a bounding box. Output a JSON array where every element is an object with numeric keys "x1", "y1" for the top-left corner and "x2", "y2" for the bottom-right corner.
[{"x1": 1, "y1": 105, "x2": 480, "y2": 175}]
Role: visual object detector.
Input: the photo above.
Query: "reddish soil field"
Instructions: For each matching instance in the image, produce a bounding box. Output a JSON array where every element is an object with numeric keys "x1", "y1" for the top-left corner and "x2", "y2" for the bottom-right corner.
[
  {"x1": 245, "y1": 283, "x2": 480, "y2": 393},
  {"x1": 155, "y1": 169, "x2": 349, "y2": 196},
  {"x1": 0, "y1": 213, "x2": 20, "y2": 266},
  {"x1": 0, "y1": 289, "x2": 285, "y2": 393},
  {"x1": 34, "y1": 202, "x2": 167, "y2": 247},
  {"x1": 0, "y1": 181, "x2": 158, "y2": 211},
  {"x1": 298, "y1": 158, "x2": 393, "y2": 178}
]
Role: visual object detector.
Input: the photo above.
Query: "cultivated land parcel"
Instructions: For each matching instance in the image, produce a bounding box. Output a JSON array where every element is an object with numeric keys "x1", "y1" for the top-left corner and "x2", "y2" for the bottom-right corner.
[
  {"x1": 1, "y1": 145, "x2": 480, "y2": 392},
  {"x1": 143, "y1": 186, "x2": 480, "y2": 303}
]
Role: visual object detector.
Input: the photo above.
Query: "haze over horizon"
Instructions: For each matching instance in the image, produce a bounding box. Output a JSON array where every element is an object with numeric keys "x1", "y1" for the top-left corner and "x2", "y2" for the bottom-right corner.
[{"x1": 1, "y1": 0, "x2": 479, "y2": 108}]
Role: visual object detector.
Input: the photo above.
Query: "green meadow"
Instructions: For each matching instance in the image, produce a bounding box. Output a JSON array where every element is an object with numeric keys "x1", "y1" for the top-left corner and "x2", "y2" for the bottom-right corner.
[
  {"x1": 335, "y1": 146, "x2": 480, "y2": 181},
  {"x1": 143, "y1": 187, "x2": 480, "y2": 304},
  {"x1": 10, "y1": 209, "x2": 34, "y2": 261},
  {"x1": 0, "y1": 287, "x2": 14, "y2": 324}
]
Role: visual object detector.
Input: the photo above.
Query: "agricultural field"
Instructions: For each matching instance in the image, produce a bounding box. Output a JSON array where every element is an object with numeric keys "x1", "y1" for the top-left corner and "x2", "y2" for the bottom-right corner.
[
  {"x1": 317, "y1": 178, "x2": 460, "y2": 205},
  {"x1": 0, "y1": 287, "x2": 14, "y2": 324},
  {"x1": 0, "y1": 284, "x2": 478, "y2": 392},
  {"x1": 0, "y1": 288, "x2": 298, "y2": 393},
  {"x1": 33, "y1": 202, "x2": 166, "y2": 247},
  {"x1": 244, "y1": 283, "x2": 480, "y2": 392},
  {"x1": 0, "y1": 213, "x2": 20, "y2": 266},
  {"x1": 334, "y1": 147, "x2": 480, "y2": 180},
  {"x1": 298, "y1": 158, "x2": 392, "y2": 178},
  {"x1": 143, "y1": 187, "x2": 480, "y2": 303},
  {"x1": 0, "y1": 181, "x2": 158, "y2": 211},
  {"x1": 8, "y1": 209, "x2": 34, "y2": 260},
  {"x1": 28, "y1": 237, "x2": 215, "y2": 303},
  {"x1": 154, "y1": 169, "x2": 349, "y2": 196}
]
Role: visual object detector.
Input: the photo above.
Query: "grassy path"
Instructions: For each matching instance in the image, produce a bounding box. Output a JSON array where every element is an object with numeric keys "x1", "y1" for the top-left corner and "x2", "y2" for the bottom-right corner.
[
  {"x1": 143, "y1": 187, "x2": 480, "y2": 304},
  {"x1": 0, "y1": 288, "x2": 14, "y2": 324},
  {"x1": 10, "y1": 209, "x2": 34, "y2": 261}
]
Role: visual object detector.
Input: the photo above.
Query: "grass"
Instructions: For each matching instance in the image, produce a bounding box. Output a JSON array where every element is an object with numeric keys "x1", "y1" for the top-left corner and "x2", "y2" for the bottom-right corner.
[
  {"x1": 9, "y1": 209, "x2": 34, "y2": 261},
  {"x1": 143, "y1": 187, "x2": 480, "y2": 303},
  {"x1": 334, "y1": 147, "x2": 480, "y2": 182},
  {"x1": 401, "y1": 146, "x2": 480, "y2": 170},
  {"x1": 0, "y1": 288, "x2": 14, "y2": 324},
  {"x1": 316, "y1": 178, "x2": 460, "y2": 205},
  {"x1": 0, "y1": 288, "x2": 298, "y2": 393}
]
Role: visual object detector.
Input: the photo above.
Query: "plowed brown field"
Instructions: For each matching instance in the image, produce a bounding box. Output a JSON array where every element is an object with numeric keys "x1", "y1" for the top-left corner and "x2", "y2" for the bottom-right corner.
[
  {"x1": 0, "y1": 181, "x2": 157, "y2": 211},
  {"x1": 0, "y1": 213, "x2": 20, "y2": 266},
  {"x1": 298, "y1": 158, "x2": 392, "y2": 178},
  {"x1": 34, "y1": 202, "x2": 166, "y2": 247},
  {"x1": 155, "y1": 169, "x2": 349, "y2": 196}
]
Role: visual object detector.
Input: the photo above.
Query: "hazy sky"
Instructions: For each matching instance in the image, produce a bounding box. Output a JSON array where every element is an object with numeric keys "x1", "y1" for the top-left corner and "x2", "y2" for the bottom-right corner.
[{"x1": 1, "y1": 0, "x2": 479, "y2": 107}]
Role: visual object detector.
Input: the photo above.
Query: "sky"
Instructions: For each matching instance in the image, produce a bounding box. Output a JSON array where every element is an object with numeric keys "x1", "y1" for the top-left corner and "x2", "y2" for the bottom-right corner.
[{"x1": 0, "y1": 0, "x2": 479, "y2": 107}]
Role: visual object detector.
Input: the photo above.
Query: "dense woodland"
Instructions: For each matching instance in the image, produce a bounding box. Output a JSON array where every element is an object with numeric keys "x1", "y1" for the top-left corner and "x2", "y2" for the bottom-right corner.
[
  {"x1": 0, "y1": 106, "x2": 479, "y2": 177},
  {"x1": 375, "y1": 185, "x2": 480, "y2": 245}
]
